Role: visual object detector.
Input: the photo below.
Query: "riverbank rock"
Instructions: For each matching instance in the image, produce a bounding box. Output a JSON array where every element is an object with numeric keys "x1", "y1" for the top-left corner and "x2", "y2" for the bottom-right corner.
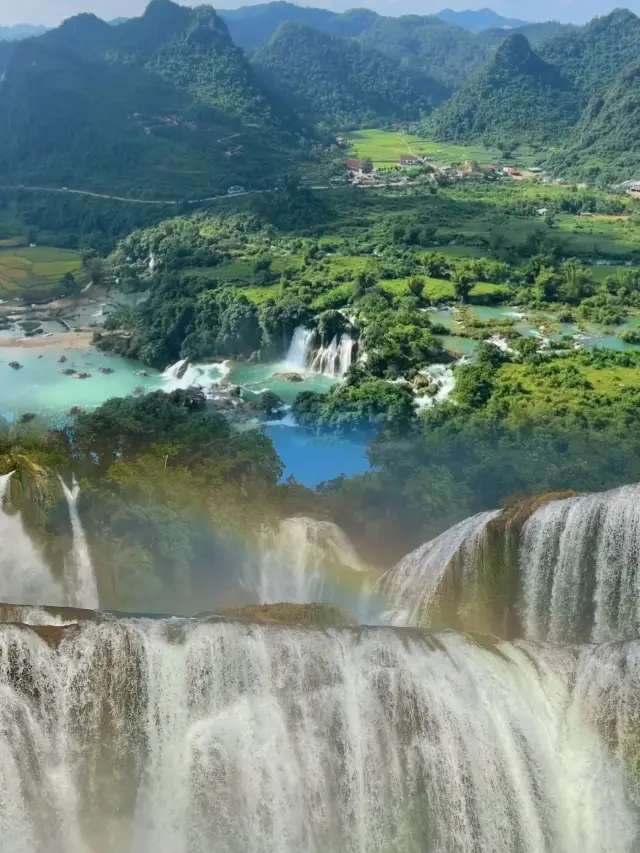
[
  {"x1": 8, "y1": 361, "x2": 21, "y2": 370},
  {"x1": 98, "y1": 367, "x2": 115, "y2": 375},
  {"x1": 272, "y1": 372, "x2": 304, "y2": 382},
  {"x1": 19, "y1": 413, "x2": 37, "y2": 423},
  {"x1": 215, "y1": 603, "x2": 356, "y2": 627}
]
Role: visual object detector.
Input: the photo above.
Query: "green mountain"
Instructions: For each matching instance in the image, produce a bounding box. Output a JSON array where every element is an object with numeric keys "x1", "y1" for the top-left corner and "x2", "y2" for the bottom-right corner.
[
  {"x1": 252, "y1": 21, "x2": 448, "y2": 127},
  {"x1": 221, "y1": 2, "x2": 340, "y2": 51},
  {"x1": 427, "y1": 33, "x2": 579, "y2": 147},
  {"x1": 0, "y1": 1, "x2": 305, "y2": 200},
  {"x1": 436, "y1": 8, "x2": 528, "y2": 32},
  {"x1": 353, "y1": 14, "x2": 485, "y2": 90},
  {"x1": 538, "y1": 9, "x2": 640, "y2": 97},
  {"x1": 548, "y1": 62, "x2": 640, "y2": 183},
  {"x1": 221, "y1": 3, "x2": 483, "y2": 90},
  {"x1": 475, "y1": 21, "x2": 574, "y2": 50}
]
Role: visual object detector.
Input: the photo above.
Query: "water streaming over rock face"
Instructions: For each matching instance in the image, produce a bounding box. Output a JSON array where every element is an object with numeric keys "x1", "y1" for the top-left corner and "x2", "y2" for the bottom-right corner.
[
  {"x1": 379, "y1": 510, "x2": 502, "y2": 627},
  {"x1": 285, "y1": 326, "x2": 315, "y2": 370},
  {"x1": 0, "y1": 616, "x2": 636, "y2": 853},
  {"x1": 311, "y1": 333, "x2": 355, "y2": 377},
  {"x1": 287, "y1": 327, "x2": 355, "y2": 377},
  {"x1": 58, "y1": 477, "x2": 99, "y2": 611},
  {"x1": 0, "y1": 473, "x2": 64, "y2": 607},
  {"x1": 520, "y1": 484, "x2": 640, "y2": 643},
  {"x1": 245, "y1": 517, "x2": 369, "y2": 607}
]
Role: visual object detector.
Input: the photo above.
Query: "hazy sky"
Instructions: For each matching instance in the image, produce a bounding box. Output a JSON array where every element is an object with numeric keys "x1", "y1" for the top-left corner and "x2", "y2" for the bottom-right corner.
[{"x1": 3, "y1": 0, "x2": 640, "y2": 27}]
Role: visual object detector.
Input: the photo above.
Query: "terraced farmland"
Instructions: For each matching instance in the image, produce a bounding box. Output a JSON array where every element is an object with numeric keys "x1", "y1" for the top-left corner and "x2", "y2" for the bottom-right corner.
[{"x1": 0, "y1": 246, "x2": 83, "y2": 299}]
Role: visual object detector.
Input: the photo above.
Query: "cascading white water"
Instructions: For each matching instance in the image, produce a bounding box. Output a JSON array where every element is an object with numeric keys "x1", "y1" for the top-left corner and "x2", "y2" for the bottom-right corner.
[
  {"x1": 0, "y1": 616, "x2": 636, "y2": 853},
  {"x1": 162, "y1": 360, "x2": 231, "y2": 393},
  {"x1": 378, "y1": 510, "x2": 502, "y2": 626},
  {"x1": 520, "y1": 483, "x2": 640, "y2": 643},
  {"x1": 338, "y1": 333, "x2": 355, "y2": 377},
  {"x1": 285, "y1": 326, "x2": 315, "y2": 370},
  {"x1": 416, "y1": 364, "x2": 456, "y2": 410},
  {"x1": 0, "y1": 473, "x2": 64, "y2": 607},
  {"x1": 58, "y1": 476, "x2": 99, "y2": 611},
  {"x1": 245, "y1": 517, "x2": 368, "y2": 607},
  {"x1": 311, "y1": 333, "x2": 354, "y2": 377}
]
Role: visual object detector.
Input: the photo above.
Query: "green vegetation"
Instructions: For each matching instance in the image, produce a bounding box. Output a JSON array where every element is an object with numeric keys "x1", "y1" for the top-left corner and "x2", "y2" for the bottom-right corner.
[
  {"x1": 346, "y1": 129, "x2": 497, "y2": 168},
  {"x1": 1, "y1": 390, "x2": 289, "y2": 612},
  {"x1": 253, "y1": 23, "x2": 446, "y2": 127},
  {"x1": 0, "y1": 1, "x2": 309, "y2": 201},
  {"x1": 427, "y1": 34, "x2": 579, "y2": 149},
  {"x1": 0, "y1": 246, "x2": 82, "y2": 299}
]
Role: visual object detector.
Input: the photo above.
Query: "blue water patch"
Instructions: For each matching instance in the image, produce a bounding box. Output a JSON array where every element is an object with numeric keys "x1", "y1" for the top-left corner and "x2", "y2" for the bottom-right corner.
[{"x1": 265, "y1": 425, "x2": 371, "y2": 488}]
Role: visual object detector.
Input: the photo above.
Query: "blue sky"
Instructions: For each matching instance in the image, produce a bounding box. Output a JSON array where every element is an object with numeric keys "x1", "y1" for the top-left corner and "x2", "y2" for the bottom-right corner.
[{"x1": 3, "y1": 0, "x2": 639, "y2": 27}]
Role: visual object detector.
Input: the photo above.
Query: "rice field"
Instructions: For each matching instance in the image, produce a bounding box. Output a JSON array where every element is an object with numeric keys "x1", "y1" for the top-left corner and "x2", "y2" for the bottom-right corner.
[
  {"x1": 345, "y1": 129, "x2": 498, "y2": 168},
  {"x1": 0, "y1": 246, "x2": 83, "y2": 298}
]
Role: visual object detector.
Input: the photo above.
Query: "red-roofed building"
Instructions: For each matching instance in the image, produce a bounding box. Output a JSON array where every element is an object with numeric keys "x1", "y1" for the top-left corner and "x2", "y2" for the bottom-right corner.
[
  {"x1": 345, "y1": 158, "x2": 361, "y2": 171},
  {"x1": 503, "y1": 167, "x2": 521, "y2": 177}
]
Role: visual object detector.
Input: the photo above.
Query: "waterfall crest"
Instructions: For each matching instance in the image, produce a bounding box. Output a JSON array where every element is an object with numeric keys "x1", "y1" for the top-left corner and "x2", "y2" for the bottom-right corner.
[
  {"x1": 246, "y1": 517, "x2": 369, "y2": 608},
  {"x1": 58, "y1": 476, "x2": 99, "y2": 611},
  {"x1": 0, "y1": 615, "x2": 635, "y2": 853},
  {"x1": 379, "y1": 510, "x2": 502, "y2": 627},
  {"x1": 0, "y1": 473, "x2": 64, "y2": 607}
]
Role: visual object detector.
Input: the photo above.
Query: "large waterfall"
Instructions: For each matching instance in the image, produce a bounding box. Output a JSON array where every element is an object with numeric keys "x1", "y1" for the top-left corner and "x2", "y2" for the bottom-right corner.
[
  {"x1": 0, "y1": 613, "x2": 637, "y2": 853},
  {"x1": 379, "y1": 483, "x2": 640, "y2": 643},
  {"x1": 58, "y1": 476, "x2": 99, "y2": 611},
  {"x1": 246, "y1": 517, "x2": 370, "y2": 608},
  {"x1": 520, "y1": 484, "x2": 640, "y2": 643},
  {"x1": 0, "y1": 473, "x2": 64, "y2": 607},
  {"x1": 286, "y1": 326, "x2": 355, "y2": 377}
]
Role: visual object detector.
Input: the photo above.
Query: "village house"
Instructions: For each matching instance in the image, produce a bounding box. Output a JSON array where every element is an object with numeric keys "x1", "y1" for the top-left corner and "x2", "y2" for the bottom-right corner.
[
  {"x1": 397, "y1": 154, "x2": 422, "y2": 167},
  {"x1": 345, "y1": 158, "x2": 362, "y2": 172},
  {"x1": 503, "y1": 167, "x2": 521, "y2": 177}
]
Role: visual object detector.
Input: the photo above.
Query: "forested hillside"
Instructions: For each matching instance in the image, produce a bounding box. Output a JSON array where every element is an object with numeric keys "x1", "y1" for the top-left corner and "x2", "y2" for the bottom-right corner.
[
  {"x1": 0, "y1": 0, "x2": 307, "y2": 199},
  {"x1": 427, "y1": 34, "x2": 579, "y2": 147},
  {"x1": 549, "y1": 62, "x2": 640, "y2": 182},
  {"x1": 253, "y1": 22, "x2": 448, "y2": 126},
  {"x1": 538, "y1": 9, "x2": 640, "y2": 97}
]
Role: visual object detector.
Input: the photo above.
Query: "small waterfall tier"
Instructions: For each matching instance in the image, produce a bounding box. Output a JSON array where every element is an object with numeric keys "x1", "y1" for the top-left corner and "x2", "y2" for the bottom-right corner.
[
  {"x1": 58, "y1": 476, "x2": 99, "y2": 611},
  {"x1": 379, "y1": 483, "x2": 640, "y2": 643},
  {"x1": 245, "y1": 517, "x2": 370, "y2": 611},
  {"x1": 286, "y1": 326, "x2": 356, "y2": 377},
  {"x1": 378, "y1": 510, "x2": 502, "y2": 627},
  {"x1": 0, "y1": 612, "x2": 637, "y2": 853}
]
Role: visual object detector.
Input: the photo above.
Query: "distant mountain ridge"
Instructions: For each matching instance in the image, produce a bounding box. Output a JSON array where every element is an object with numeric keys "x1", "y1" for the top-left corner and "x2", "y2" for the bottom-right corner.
[
  {"x1": 0, "y1": 24, "x2": 47, "y2": 41},
  {"x1": 436, "y1": 8, "x2": 529, "y2": 31}
]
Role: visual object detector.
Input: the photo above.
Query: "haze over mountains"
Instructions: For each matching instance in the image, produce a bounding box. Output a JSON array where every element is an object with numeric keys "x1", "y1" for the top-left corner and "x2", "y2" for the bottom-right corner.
[{"x1": 0, "y1": 0, "x2": 639, "y2": 194}]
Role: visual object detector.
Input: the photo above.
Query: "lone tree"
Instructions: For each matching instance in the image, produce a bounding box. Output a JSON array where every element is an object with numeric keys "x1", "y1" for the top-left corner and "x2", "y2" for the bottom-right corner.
[
  {"x1": 452, "y1": 266, "x2": 475, "y2": 304},
  {"x1": 60, "y1": 271, "x2": 80, "y2": 297},
  {"x1": 259, "y1": 391, "x2": 284, "y2": 419}
]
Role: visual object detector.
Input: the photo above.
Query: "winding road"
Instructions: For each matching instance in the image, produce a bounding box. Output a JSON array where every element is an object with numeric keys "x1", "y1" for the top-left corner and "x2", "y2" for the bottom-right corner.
[{"x1": 0, "y1": 184, "x2": 259, "y2": 205}]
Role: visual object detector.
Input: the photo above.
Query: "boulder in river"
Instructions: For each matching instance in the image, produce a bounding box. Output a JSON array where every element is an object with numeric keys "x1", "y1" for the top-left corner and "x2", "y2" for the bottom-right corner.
[
  {"x1": 272, "y1": 372, "x2": 304, "y2": 382},
  {"x1": 8, "y1": 361, "x2": 22, "y2": 370},
  {"x1": 58, "y1": 355, "x2": 68, "y2": 363},
  {"x1": 98, "y1": 367, "x2": 115, "y2": 375}
]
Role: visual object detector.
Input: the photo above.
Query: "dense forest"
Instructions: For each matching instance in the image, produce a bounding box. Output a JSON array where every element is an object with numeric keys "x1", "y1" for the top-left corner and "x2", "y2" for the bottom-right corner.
[{"x1": 2, "y1": 1, "x2": 640, "y2": 187}]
